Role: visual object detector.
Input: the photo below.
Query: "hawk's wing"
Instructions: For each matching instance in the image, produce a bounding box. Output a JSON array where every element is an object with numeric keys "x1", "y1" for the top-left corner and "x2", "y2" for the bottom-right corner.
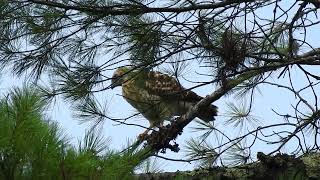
[{"x1": 144, "y1": 71, "x2": 203, "y2": 102}]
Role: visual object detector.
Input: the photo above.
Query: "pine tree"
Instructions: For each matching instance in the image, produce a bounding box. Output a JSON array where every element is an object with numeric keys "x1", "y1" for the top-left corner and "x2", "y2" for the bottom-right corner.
[{"x1": 1, "y1": 1, "x2": 320, "y2": 178}]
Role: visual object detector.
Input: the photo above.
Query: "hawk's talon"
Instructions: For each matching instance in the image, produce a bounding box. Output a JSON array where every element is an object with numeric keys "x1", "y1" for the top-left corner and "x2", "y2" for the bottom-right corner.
[{"x1": 138, "y1": 131, "x2": 149, "y2": 141}]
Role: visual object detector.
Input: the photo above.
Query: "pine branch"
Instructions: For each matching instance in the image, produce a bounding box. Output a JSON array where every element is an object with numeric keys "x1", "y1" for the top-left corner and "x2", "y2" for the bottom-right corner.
[
  {"x1": 28, "y1": 0, "x2": 257, "y2": 15},
  {"x1": 143, "y1": 63, "x2": 282, "y2": 154}
]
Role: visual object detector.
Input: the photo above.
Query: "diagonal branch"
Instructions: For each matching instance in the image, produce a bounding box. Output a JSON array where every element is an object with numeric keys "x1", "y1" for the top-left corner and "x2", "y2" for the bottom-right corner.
[
  {"x1": 139, "y1": 48, "x2": 320, "y2": 155},
  {"x1": 144, "y1": 64, "x2": 282, "y2": 153}
]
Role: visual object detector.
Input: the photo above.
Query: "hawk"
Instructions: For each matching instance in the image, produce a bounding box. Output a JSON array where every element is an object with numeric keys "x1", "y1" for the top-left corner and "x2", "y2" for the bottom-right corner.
[{"x1": 111, "y1": 67, "x2": 218, "y2": 139}]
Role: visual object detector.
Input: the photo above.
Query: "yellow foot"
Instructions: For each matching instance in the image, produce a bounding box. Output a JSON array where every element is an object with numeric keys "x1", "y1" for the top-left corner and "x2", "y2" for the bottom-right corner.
[{"x1": 138, "y1": 132, "x2": 148, "y2": 141}]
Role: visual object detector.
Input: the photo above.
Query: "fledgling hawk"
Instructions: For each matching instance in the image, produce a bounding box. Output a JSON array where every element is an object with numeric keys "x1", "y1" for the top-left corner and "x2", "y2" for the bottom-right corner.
[{"x1": 111, "y1": 67, "x2": 218, "y2": 138}]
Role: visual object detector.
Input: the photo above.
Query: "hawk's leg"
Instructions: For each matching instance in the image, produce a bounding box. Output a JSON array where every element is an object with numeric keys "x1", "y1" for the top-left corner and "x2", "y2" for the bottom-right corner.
[
  {"x1": 138, "y1": 121, "x2": 164, "y2": 141},
  {"x1": 138, "y1": 129, "x2": 150, "y2": 141},
  {"x1": 138, "y1": 122, "x2": 155, "y2": 141}
]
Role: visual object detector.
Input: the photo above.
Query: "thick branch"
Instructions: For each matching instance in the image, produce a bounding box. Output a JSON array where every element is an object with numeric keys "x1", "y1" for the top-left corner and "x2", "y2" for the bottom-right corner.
[
  {"x1": 135, "y1": 152, "x2": 320, "y2": 180},
  {"x1": 142, "y1": 50, "x2": 320, "y2": 153},
  {"x1": 145, "y1": 64, "x2": 281, "y2": 152}
]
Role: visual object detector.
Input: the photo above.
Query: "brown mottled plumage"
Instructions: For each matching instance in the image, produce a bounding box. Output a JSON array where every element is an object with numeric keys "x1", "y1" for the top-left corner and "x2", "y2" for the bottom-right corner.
[{"x1": 111, "y1": 67, "x2": 218, "y2": 139}]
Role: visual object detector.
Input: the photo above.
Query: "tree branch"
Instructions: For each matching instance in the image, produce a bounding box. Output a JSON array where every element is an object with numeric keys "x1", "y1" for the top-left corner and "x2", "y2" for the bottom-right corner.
[
  {"x1": 144, "y1": 64, "x2": 282, "y2": 152},
  {"x1": 28, "y1": 0, "x2": 258, "y2": 15}
]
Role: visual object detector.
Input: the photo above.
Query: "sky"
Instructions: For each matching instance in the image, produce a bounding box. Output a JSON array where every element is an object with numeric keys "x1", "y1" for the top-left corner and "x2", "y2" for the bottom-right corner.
[{"x1": 1, "y1": 0, "x2": 320, "y2": 172}]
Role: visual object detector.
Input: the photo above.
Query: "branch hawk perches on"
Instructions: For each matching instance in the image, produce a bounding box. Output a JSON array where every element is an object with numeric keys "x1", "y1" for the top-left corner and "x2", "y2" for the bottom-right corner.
[{"x1": 111, "y1": 67, "x2": 218, "y2": 139}]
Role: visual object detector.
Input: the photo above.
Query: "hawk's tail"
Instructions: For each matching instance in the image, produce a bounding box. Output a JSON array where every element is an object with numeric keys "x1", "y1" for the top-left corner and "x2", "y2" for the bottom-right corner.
[{"x1": 197, "y1": 104, "x2": 218, "y2": 122}]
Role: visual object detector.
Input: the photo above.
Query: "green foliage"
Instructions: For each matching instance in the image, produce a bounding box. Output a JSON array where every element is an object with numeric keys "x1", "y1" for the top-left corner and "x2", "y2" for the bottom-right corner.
[
  {"x1": 224, "y1": 101, "x2": 260, "y2": 131},
  {"x1": 185, "y1": 138, "x2": 218, "y2": 168},
  {"x1": 263, "y1": 22, "x2": 300, "y2": 56},
  {"x1": 0, "y1": 87, "x2": 147, "y2": 179},
  {"x1": 136, "y1": 157, "x2": 164, "y2": 173},
  {"x1": 73, "y1": 97, "x2": 107, "y2": 128},
  {"x1": 50, "y1": 60, "x2": 103, "y2": 101},
  {"x1": 0, "y1": 86, "x2": 65, "y2": 179},
  {"x1": 192, "y1": 120, "x2": 215, "y2": 141},
  {"x1": 115, "y1": 15, "x2": 162, "y2": 67},
  {"x1": 224, "y1": 142, "x2": 250, "y2": 166}
]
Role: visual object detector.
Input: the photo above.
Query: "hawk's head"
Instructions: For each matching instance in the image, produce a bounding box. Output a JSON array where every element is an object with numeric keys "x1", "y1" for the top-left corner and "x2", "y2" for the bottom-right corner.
[{"x1": 110, "y1": 67, "x2": 131, "y2": 89}]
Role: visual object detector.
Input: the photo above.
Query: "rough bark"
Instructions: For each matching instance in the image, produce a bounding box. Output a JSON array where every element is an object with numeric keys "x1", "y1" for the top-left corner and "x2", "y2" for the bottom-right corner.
[{"x1": 135, "y1": 152, "x2": 320, "y2": 180}]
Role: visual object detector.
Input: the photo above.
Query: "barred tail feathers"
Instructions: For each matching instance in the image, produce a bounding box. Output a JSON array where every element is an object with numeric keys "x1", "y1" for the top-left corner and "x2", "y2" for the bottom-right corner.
[{"x1": 197, "y1": 104, "x2": 218, "y2": 122}]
